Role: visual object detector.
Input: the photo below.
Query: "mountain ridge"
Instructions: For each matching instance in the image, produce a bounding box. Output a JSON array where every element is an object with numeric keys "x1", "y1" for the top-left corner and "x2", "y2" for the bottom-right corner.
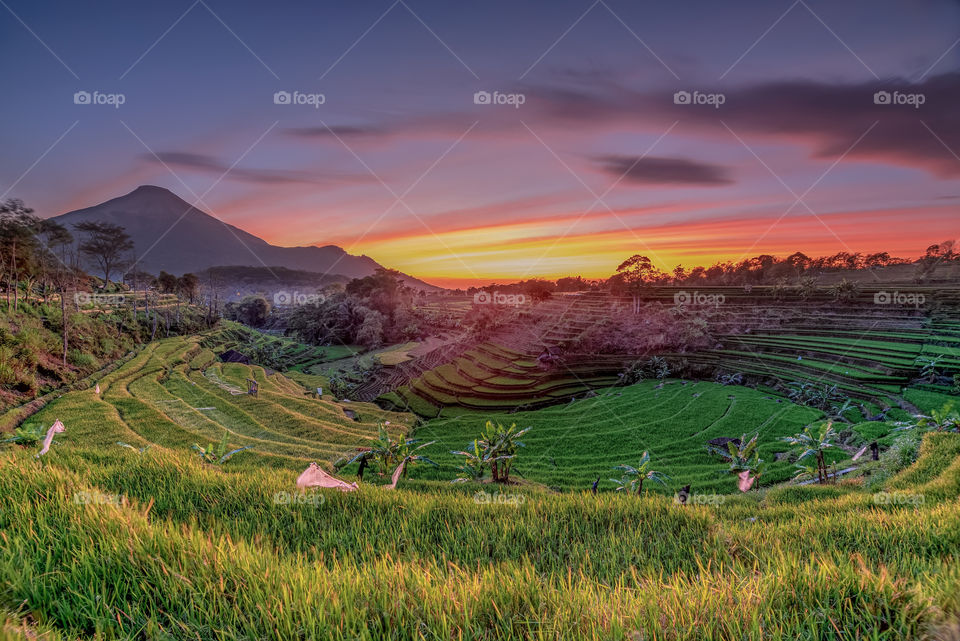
[{"x1": 51, "y1": 186, "x2": 437, "y2": 290}]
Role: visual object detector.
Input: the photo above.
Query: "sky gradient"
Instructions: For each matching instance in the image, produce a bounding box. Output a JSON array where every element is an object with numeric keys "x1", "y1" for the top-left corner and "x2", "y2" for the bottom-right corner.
[{"x1": 2, "y1": 0, "x2": 959, "y2": 287}]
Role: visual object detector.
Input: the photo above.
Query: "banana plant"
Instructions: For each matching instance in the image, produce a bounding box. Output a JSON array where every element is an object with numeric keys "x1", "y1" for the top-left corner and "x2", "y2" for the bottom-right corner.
[
  {"x1": 478, "y1": 421, "x2": 530, "y2": 483},
  {"x1": 193, "y1": 433, "x2": 251, "y2": 465},
  {"x1": 782, "y1": 421, "x2": 837, "y2": 484},
  {"x1": 610, "y1": 451, "x2": 669, "y2": 495},
  {"x1": 896, "y1": 402, "x2": 960, "y2": 433},
  {"x1": 923, "y1": 403, "x2": 960, "y2": 432},
  {"x1": 713, "y1": 433, "x2": 761, "y2": 472},
  {"x1": 710, "y1": 432, "x2": 766, "y2": 490},
  {"x1": 393, "y1": 434, "x2": 437, "y2": 480},
  {"x1": 918, "y1": 356, "x2": 944, "y2": 384},
  {"x1": 345, "y1": 424, "x2": 436, "y2": 481},
  {"x1": 451, "y1": 439, "x2": 491, "y2": 483},
  {"x1": 2, "y1": 423, "x2": 45, "y2": 446},
  {"x1": 450, "y1": 421, "x2": 531, "y2": 484}
]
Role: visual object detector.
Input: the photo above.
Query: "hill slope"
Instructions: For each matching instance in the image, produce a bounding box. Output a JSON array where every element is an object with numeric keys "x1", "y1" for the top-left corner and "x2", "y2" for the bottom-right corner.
[{"x1": 51, "y1": 185, "x2": 436, "y2": 289}]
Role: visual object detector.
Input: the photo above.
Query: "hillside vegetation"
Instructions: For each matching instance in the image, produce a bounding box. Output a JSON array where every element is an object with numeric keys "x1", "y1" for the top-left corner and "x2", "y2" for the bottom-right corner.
[
  {"x1": 2, "y1": 333, "x2": 414, "y2": 471},
  {"x1": 0, "y1": 296, "x2": 209, "y2": 412}
]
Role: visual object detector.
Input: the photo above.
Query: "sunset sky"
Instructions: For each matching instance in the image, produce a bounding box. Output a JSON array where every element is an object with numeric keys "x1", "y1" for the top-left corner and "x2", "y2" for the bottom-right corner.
[{"x1": 2, "y1": 0, "x2": 959, "y2": 287}]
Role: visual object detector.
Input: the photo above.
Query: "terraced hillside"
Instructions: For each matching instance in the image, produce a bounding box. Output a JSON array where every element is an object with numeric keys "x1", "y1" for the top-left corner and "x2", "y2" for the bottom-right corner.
[
  {"x1": 657, "y1": 286, "x2": 960, "y2": 411},
  {"x1": 382, "y1": 287, "x2": 960, "y2": 417},
  {"x1": 13, "y1": 334, "x2": 413, "y2": 472},
  {"x1": 409, "y1": 380, "x2": 845, "y2": 492},
  {"x1": 378, "y1": 294, "x2": 631, "y2": 416},
  {"x1": 380, "y1": 341, "x2": 627, "y2": 417},
  {"x1": 203, "y1": 322, "x2": 363, "y2": 373},
  {"x1": 3, "y1": 328, "x2": 959, "y2": 638}
]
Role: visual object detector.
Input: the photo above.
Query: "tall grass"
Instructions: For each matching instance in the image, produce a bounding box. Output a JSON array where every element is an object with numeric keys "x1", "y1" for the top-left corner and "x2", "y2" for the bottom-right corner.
[{"x1": 1, "y1": 440, "x2": 958, "y2": 640}]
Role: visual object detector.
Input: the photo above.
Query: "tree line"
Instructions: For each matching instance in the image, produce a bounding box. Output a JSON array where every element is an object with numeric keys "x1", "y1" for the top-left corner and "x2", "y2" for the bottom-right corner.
[
  {"x1": 225, "y1": 268, "x2": 455, "y2": 350},
  {"x1": 610, "y1": 242, "x2": 956, "y2": 290},
  {"x1": 452, "y1": 241, "x2": 957, "y2": 300}
]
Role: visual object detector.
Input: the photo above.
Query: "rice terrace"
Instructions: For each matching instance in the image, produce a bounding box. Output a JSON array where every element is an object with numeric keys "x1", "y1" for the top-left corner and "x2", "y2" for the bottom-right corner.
[{"x1": 3, "y1": 2, "x2": 960, "y2": 639}]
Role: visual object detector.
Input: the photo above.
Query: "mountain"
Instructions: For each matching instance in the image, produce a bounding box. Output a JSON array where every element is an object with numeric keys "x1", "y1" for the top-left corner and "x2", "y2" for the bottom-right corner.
[{"x1": 51, "y1": 186, "x2": 437, "y2": 289}]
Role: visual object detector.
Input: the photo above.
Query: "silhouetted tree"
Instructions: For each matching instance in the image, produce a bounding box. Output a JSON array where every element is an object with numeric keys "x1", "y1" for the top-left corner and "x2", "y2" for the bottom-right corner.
[
  {"x1": 73, "y1": 221, "x2": 134, "y2": 284},
  {"x1": 156, "y1": 271, "x2": 178, "y2": 293},
  {"x1": 235, "y1": 295, "x2": 270, "y2": 327},
  {"x1": 178, "y1": 273, "x2": 199, "y2": 303},
  {"x1": 0, "y1": 199, "x2": 40, "y2": 311}
]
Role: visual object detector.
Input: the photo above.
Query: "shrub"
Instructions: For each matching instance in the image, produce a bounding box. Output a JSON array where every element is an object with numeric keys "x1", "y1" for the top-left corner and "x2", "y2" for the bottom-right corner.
[
  {"x1": 618, "y1": 356, "x2": 670, "y2": 386},
  {"x1": 98, "y1": 337, "x2": 115, "y2": 353},
  {"x1": 15, "y1": 327, "x2": 44, "y2": 353},
  {"x1": 0, "y1": 348, "x2": 15, "y2": 385},
  {"x1": 68, "y1": 350, "x2": 99, "y2": 369},
  {"x1": 881, "y1": 433, "x2": 922, "y2": 477}
]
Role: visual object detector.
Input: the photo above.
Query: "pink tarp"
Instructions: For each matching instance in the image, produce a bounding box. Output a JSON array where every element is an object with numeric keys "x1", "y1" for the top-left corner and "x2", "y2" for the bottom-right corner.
[
  {"x1": 37, "y1": 419, "x2": 65, "y2": 457},
  {"x1": 296, "y1": 463, "x2": 358, "y2": 492}
]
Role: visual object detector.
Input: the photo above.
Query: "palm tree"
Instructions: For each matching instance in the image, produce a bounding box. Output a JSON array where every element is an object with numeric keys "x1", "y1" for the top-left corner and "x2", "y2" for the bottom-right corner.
[
  {"x1": 782, "y1": 421, "x2": 837, "y2": 484},
  {"x1": 610, "y1": 451, "x2": 669, "y2": 495}
]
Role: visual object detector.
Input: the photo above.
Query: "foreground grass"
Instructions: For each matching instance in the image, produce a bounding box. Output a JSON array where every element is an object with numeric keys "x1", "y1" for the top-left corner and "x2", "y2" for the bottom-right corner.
[{"x1": 1, "y1": 438, "x2": 959, "y2": 640}]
